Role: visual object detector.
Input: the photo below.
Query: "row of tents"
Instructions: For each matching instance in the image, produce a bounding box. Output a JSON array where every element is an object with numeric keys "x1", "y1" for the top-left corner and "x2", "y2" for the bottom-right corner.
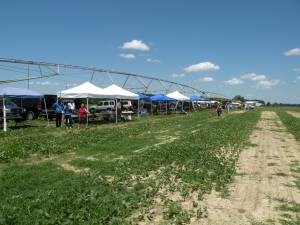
[
  {"x1": 1, "y1": 81, "x2": 208, "y2": 132},
  {"x1": 58, "y1": 81, "x2": 207, "y2": 102}
]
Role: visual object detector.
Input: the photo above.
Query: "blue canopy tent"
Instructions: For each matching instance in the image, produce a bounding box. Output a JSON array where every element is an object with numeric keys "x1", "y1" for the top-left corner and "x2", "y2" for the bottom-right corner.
[
  {"x1": 136, "y1": 93, "x2": 151, "y2": 116},
  {"x1": 190, "y1": 95, "x2": 207, "y2": 101},
  {"x1": 0, "y1": 87, "x2": 46, "y2": 131},
  {"x1": 137, "y1": 93, "x2": 151, "y2": 101},
  {"x1": 150, "y1": 94, "x2": 176, "y2": 102},
  {"x1": 150, "y1": 94, "x2": 176, "y2": 114}
]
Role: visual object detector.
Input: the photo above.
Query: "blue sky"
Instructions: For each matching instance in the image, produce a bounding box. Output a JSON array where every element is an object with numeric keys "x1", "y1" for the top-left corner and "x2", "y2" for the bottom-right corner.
[{"x1": 0, "y1": 0, "x2": 299, "y2": 103}]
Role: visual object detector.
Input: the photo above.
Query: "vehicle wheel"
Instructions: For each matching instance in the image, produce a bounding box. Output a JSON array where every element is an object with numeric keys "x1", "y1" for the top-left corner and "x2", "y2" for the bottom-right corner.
[{"x1": 26, "y1": 111, "x2": 35, "y2": 120}]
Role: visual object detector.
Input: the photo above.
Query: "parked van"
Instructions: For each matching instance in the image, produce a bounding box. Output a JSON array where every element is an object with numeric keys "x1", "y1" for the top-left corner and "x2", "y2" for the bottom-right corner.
[{"x1": 90, "y1": 100, "x2": 132, "y2": 113}]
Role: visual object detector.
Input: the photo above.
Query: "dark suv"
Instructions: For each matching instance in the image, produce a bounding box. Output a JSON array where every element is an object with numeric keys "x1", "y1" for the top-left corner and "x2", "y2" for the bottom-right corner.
[{"x1": 0, "y1": 100, "x2": 26, "y2": 122}]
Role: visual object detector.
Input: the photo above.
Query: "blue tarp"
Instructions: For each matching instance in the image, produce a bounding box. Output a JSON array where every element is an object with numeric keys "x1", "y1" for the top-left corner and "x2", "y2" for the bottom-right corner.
[
  {"x1": 150, "y1": 94, "x2": 176, "y2": 102},
  {"x1": 0, "y1": 87, "x2": 43, "y2": 98},
  {"x1": 190, "y1": 95, "x2": 207, "y2": 101},
  {"x1": 137, "y1": 93, "x2": 151, "y2": 101}
]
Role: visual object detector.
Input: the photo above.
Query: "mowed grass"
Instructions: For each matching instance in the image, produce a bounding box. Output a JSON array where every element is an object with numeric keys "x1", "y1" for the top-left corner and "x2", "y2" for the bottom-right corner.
[{"x1": 0, "y1": 110, "x2": 260, "y2": 224}]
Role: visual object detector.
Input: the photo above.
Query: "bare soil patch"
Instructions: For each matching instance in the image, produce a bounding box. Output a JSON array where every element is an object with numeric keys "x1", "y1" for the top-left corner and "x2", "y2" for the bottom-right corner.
[
  {"x1": 198, "y1": 111, "x2": 300, "y2": 224},
  {"x1": 230, "y1": 110, "x2": 246, "y2": 114},
  {"x1": 286, "y1": 111, "x2": 300, "y2": 118}
]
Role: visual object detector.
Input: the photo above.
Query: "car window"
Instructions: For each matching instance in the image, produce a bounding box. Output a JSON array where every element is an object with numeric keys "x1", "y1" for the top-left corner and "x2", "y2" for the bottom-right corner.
[
  {"x1": 104, "y1": 102, "x2": 108, "y2": 106},
  {"x1": 110, "y1": 101, "x2": 114, "y2": 105},
  {"x1": 98, "y1": 102, "x2": 103, "y2": 106}
]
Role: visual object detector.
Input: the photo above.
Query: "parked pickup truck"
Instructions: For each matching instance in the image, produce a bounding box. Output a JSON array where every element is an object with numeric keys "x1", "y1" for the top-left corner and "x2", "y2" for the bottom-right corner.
[{"x1": 0, "y1": 100, "x2": 26, "y2": 122}]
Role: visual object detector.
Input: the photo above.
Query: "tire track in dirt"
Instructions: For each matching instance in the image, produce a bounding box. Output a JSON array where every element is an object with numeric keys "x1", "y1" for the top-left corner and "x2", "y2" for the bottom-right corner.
[{"x1": 197, "y1": 111, "x2": 300, "y2": 225}]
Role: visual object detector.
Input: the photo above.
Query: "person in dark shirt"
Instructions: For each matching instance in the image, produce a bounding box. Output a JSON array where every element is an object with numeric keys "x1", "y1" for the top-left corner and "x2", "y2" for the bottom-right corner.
[
  {"x1": 52, "y1": 100, "x2": 63, "y2": 127},
  {"x1": 216, "y1": 104, "x2": 223, "y2": 117}
]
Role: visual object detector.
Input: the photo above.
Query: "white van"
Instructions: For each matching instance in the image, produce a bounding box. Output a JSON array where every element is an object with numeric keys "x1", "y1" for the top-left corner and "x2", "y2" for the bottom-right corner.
[{"x1": 90, "y1": 100, "x2": 132, "y2": 112}]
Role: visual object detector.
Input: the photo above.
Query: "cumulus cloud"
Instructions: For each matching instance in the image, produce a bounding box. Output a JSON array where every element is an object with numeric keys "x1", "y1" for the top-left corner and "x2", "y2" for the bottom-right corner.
[
  {"x1": 172, "y1": 73, "x2": 185, "y2": 78},
  {"x1": 253, "y1": 79, "x2": 280, "y2": 89},
  {"x1": 292, "y1": 68, "x2": 300, "y2": 72},
  {"x1": 224, "y1": 78, "x2": 244, "y2": 85},
  {"x1": 284, "y1": 48, "x2": 300, "y2": 56},
  {"x1": 199, "y1": 76, "x2": 214, "y2": 82},
  {"x1": 120, "y1": 53, "x2": 136, "y2": 59},
  {"x1": 297, "y1": 76, "x2": 300, "y2": 80},
  {"x1": 241, "y1": 73, "x2": 267, "y2": 81},
  {"x1": 121, "y1": 40, "x2": 150, "y2": 51},
  {"x1": 184, "y1": 62, "x2": 220, "y2": 73},
  {"x1": 226, "y1": 72, "x2": 281, "y2": 89},
  {"x1": 146, "y1": 58, "x2": 160, "y2": 63},
  {"x1": 30, "y1": 81, "x2": 60, "y2": 86}
]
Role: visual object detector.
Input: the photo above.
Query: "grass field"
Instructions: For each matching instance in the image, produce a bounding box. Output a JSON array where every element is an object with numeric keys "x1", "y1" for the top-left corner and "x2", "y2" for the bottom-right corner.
[
  {"x1": 275, "y1": 109, "x2": 300, "y2": 225},
  {"x1": 0, "y1": 110, "x2": 261, "y2": 224}
]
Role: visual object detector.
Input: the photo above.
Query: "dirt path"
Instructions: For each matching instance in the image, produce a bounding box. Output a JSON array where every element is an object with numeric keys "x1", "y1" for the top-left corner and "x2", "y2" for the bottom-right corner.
[
  {"x1": 198, "y1": 111, "x2": 300, "y2": 225},
  {"x1": 287, "y1": 111, "x2": 300, "y2": 118}
]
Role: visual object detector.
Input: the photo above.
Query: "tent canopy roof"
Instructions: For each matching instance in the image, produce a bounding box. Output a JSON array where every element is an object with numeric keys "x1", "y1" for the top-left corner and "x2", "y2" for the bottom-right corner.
[
  {"x1": 58, "y1": 81, "x2": 111, "y2": 98},
  {"x1": 137, "y1": 93, "x2": 151, "y2": 101},
  {"x1": 166, "y1": 91, "x2": 190, "y2": 101},
  {"x1": 0, "y1": 87, "x2": 43, "y2": 98},
  {"x1": 190, "y1": 95, "x2": 208, "y2": 101},
  {"x1": 150, "y1": 94, "x2": 176, "y2": 102},
  {"x1": 103, "y1": 84, "x2": 139, "y2": 100}
]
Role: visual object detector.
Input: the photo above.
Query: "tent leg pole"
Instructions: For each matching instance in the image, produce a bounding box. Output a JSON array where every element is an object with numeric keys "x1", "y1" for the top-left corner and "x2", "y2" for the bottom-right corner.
[
  {"x1": 137, "y1": 99, "x2": 140, "y2": 118},
  {"x1": 115, "y1": 99, "x2": 117, "y2": 123},
  {"x1": 87, "y1": 97, "x2": 89, "y2": 127},
  {"x1": 43, "y1": 97, "x2": 49, "y2": 127},
  {"x1": 3, "y1": 97, "x2": 7, "y2": 132},
  {"x1": 166, "y1": 101, "x2": 167, "y2": 115}
]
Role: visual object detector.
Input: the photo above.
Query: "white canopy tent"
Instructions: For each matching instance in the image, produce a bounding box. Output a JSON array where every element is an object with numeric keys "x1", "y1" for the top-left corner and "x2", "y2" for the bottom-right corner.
[
  {"x1": 166, "y1": 91, "x2": 190, "y2": 101},
  {"x1": 166, "y1": 91, "x2": 190, "y2": 111},
  {"x1": 103, "y1": 84, "x2": 139, "y2": 122},
  {"x1": 58, "y1": 81, "x2": 115, "y2": 125},
  {"x1": 58, "y1": 81, "x2": 112, "y2": 99},
  {"x1": 103, "y1": 84, "x2": 139, "y2": 100},
  {"x1": 58, "y1": 82, "x2": 139, "y2": 123}
]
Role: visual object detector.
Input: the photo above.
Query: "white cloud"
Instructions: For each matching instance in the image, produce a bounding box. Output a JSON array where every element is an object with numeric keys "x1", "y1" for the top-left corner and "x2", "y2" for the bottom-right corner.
[
  {"x1": 121, "y1": 40, "x2": 150, "y2": 51},
  {"x1": 172, "y1": 73, "x2": 185, "y2": 78},
  {"x1": 284, "y1": 48, "x2": 300, "y2": 56},
  {"x1": 297, "y1": 76, "x2": 300, "y2": 80},
  {"x1": 184, "y1": 62, "x2": 220, "y2": 73},
  {"x1": 199, "y1": 76, "x2": 214, "y2": 82},
  {"x1": 254, "y1": 79, "x2": 280, "y2": 89},
  {"x1": 30, "y1": 81, "x2": 60, "y2": 86},
  {"x1": 224, "y1": 78, "x2": 244, "y2": 85},
  {"x1": 120, "y1": 53, "x2": 136, "y2": 59},
  {"x1": 146, "y1": 58, "x2": 160, "y2": 63},
  {"x1": 292, "y1": 68, "x2": 300, "y2": 72},
  {"x1": 241, "y1": 73, "x2": 267, "y2": 81}
]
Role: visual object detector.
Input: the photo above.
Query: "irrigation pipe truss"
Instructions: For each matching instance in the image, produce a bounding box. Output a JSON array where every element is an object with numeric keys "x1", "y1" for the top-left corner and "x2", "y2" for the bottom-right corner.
[{"x1": 0, "y1": 58, "x2": 228, "y2": 99}]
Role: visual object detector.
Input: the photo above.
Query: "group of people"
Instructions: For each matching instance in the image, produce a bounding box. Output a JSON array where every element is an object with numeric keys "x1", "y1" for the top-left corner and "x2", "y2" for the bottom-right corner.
[{"x1": 52, "y1": 100, "x2": 88, "y2": 128}]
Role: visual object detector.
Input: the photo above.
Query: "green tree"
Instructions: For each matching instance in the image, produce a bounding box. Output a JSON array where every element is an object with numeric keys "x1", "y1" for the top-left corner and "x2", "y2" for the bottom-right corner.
[{"x1": 233, "y1": 95, "x2": 245, "y2": 102}]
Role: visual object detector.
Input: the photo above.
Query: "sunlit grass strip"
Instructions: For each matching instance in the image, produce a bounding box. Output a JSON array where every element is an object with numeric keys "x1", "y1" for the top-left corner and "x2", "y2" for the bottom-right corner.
[{"x1": 276, "y1": 110, "x2": 300, "y2": 141}]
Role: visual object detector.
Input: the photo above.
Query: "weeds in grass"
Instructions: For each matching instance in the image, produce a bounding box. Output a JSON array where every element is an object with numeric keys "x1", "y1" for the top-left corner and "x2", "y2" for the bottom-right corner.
[
  {"x1": 0, "y1": 110, "x2": 261, "y2": 224},
  {"x1": 275, "y1": 172, "x2": 288, "y2": 177}
]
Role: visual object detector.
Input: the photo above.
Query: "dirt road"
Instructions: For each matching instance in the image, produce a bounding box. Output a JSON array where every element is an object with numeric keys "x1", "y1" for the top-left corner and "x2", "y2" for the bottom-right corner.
[{"x1": 198, "y1": 111, "x2": 300, "y2": 224}]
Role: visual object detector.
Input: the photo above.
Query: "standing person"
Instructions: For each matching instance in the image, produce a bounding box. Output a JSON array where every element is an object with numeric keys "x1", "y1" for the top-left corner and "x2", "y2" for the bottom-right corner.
[
  {"x1": 64, "y1": 101, "x2": 73, "y2": 128},
  {"x1": 52, "y1": 99, "x2": 63, "y2": 127},
  {"x1": 79, "y1": 103, "x2": 88, "y2": 126},
  {"x1": 216, "y1": 104, "x2": 223, "y2": 117}
]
